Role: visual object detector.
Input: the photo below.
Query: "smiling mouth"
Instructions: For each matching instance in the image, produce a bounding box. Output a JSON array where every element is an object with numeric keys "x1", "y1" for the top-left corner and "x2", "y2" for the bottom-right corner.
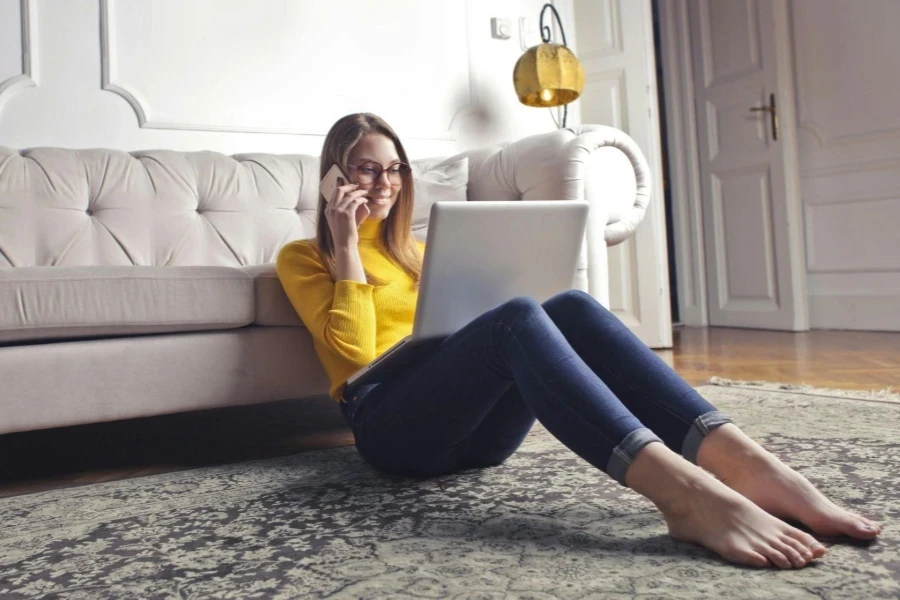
[{"x1": 367, "y1": 197, "x2": 391, "y2": 205}]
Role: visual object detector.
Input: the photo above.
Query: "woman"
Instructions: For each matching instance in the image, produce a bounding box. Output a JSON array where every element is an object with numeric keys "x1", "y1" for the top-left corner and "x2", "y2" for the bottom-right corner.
[{"x1": 276, "y1": 113, "x2": 882, "y2": 570}]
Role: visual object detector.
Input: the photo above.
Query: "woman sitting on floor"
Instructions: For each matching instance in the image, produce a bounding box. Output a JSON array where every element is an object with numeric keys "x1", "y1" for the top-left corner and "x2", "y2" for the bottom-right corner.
[{"x1": 276, "y1": 113, "x2": 883, "y2": 569}]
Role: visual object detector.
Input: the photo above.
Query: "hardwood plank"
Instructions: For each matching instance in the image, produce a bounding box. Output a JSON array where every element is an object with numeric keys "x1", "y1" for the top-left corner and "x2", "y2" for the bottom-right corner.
[
  {"x1": 667, "y1": 327, "x2": 900, "y2": 391},
  {"x1": 1, "y1": 327, "x2": 898, "y2": 499}
]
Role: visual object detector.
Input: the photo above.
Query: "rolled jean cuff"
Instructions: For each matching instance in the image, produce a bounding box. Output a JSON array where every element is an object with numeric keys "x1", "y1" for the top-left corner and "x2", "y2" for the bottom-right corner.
[
  {"x1": 681, "y1": 410, "x2": 734, "y2": 465},
  {"x1": 606, "y1": 427, "x2": 664, "y2": 488}
]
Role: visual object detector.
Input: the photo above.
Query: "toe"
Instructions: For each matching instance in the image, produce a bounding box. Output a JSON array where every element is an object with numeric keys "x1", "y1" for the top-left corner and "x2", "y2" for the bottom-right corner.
[
  {"x1": 784, "y1": 526, "x2": 827, "y2": 557},
  {"x1": 807, "y1": 506, "x2": 880, "y2": 540},
  {"x1": 736, "y1": 549, "x2": 770, "y2": 568},
  {"x1": 773, "y1": 539, "x2": 807, "y2": 568},
  {"x1": 782, "y1": 535, "x2": 815, "y2": 564},
  {"x1": 852, "y1": 519, "x2": 880, "y2": 539},
  {"x1": 810, "y1": 541, "x2": 828, "y2": 558},
  {"x1": 761, "y1": 546, "x2": 792, "y2": 569},
  {"x1": 838, "y1": 512, "x2": 881, "y2": 539},
  {"x1": 860, "y1": 517, "x2": 883, "y2": 533}
]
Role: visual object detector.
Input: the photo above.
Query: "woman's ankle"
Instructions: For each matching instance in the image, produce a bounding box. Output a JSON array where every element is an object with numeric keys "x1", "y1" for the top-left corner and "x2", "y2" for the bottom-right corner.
[
  {"x1": 696, "y1": 424, "x2": 775, "y2": 477},
  {"x1": 624, "y1": 441, "x2": 712, "y2": 514}
]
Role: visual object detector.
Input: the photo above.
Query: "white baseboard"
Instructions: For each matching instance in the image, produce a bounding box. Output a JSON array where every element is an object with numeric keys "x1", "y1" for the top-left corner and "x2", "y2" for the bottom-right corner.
[{"x1": 809, "y1": 294, "x2": 900, "y2": 332}]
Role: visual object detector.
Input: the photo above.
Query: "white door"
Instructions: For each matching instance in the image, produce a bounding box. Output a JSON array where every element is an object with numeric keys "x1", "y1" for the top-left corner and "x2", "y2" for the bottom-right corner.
[
  {"x1": 571, "y1": 0, "x2": 672, "y2": 348},
  {"x1": 687, "y1": 0, "x2": 808, "y2": 330}
]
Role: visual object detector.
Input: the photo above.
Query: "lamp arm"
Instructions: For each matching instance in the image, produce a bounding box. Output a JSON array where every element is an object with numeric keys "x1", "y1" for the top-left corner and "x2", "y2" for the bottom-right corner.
[{"x1": 539, "y1": 3, "x2": 567, "y2": 47}]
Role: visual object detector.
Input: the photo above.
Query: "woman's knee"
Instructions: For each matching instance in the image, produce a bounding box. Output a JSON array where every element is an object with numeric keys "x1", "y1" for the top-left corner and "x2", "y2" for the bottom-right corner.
[
  {"x1": 496, "y1": 295, "x2": 545, "y2": 324},
  {"x1": 543, "y1": 289, "x2": 607, "y2": 318},
  {"x1": 502, "y1": 295, "x2": 543, "y2": 313}
]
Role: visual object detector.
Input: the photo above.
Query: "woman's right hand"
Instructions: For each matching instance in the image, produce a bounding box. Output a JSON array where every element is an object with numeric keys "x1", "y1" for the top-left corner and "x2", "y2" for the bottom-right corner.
[{"x1": 325, "y1": 177, "x2": 371, "y2": 246}]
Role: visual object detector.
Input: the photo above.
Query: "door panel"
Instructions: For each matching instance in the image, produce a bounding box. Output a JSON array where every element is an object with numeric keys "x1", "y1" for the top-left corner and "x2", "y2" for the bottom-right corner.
[
  {"x1": 699, "y1": 0, "x2": 762, "y2": 87},
  {"x1": 711, "y1": 167, "x2": 779, "y2": 310}
]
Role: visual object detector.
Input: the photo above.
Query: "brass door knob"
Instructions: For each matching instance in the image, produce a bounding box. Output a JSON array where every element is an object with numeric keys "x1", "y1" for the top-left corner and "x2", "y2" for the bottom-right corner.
[{"x1": 749, "y1": 93, "x2": 779, "y2": 141}]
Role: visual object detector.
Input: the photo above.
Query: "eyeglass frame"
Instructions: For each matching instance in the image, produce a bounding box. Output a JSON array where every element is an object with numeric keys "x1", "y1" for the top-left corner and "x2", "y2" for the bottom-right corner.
[{"x1": 346, "y1": 160, "x2": 411, "y2": 185}]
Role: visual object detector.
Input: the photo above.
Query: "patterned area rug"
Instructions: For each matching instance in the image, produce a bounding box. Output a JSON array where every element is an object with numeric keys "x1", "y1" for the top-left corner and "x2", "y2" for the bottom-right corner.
[{"x1": 1, "y1": 380, "x2": 897, "y2": 599}]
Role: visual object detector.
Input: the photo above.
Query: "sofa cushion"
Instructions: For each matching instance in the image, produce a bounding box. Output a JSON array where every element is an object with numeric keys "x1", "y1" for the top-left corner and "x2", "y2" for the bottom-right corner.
[
  {"x1": 0, "y1": 326, "x2": 331, "y2": 435},
  {"x1": 411, "y1": 156, "x2": 468, "y2": 243},
  {"x1": 241, "y1": 264, "x2": 304, "y2": 328},
  {"x1": 0, "y1": 266, "x2": 254, "y2": 344}
]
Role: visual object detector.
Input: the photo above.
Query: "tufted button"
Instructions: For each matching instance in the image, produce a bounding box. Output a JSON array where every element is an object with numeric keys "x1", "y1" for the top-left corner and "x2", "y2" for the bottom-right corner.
[{"x1": 86, "y1": 209, "x2": 93, "y2": 216}]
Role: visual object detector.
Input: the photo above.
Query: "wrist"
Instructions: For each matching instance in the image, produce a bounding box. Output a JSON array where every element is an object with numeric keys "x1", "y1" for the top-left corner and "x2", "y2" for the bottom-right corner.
[{"x1": 334, "y1": 242, "x2": 358, "y2": 256}]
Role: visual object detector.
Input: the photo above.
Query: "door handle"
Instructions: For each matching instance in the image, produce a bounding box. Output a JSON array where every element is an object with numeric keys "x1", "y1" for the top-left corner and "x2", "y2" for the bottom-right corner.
[{"x1": 750, "y1": 93, "x2": 779, "y2": 141}]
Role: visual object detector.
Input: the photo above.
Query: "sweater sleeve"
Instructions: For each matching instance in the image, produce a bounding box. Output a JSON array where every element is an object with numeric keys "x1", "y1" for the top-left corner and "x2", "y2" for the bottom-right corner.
[{"x1": 275, "y1": 240, "x2": 378, "y2": 368}]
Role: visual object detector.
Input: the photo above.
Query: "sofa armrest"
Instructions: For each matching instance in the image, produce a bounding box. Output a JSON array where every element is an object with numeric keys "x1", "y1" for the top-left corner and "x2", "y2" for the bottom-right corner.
[{"x1": 457, "y1": 125, "x2": 653, "y2": 305}]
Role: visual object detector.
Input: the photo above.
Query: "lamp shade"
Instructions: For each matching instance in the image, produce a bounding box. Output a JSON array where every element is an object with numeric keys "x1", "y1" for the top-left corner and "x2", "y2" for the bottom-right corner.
[{"x1": 513, "y1": 43, "x2": 585, "y2": 108}]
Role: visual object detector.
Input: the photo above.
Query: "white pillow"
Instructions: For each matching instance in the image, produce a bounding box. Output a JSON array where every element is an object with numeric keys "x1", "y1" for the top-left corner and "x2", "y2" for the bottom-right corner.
[{"x1": 410, "y1": 156, "x2": 468, "y2": 243}]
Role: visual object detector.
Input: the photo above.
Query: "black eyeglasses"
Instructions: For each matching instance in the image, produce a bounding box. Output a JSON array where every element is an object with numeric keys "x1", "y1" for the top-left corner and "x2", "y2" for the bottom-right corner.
[{"x1": 347, "y1": 161, "x2": 410, "y2": 185}]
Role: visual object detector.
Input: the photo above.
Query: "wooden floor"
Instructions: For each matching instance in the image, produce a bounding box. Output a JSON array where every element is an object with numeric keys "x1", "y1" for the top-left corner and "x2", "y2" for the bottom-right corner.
[
  {"x1": 663, "y1": 326, "x2": 900, "y2": 392},
  {"x1": 2, "y1": 327, "x2": 898, "y2": 499}
]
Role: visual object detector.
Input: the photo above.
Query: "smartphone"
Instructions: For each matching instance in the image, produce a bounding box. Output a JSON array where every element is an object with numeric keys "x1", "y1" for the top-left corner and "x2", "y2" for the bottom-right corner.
[{"x1": 319, "y1": 164, "x2": 352, "y2": 203}]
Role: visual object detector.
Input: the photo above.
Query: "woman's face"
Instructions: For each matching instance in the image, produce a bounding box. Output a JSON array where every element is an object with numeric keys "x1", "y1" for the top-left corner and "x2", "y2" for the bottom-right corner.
[{"x1": 346, "y1": 133, "x2": 403, "y2": 223}]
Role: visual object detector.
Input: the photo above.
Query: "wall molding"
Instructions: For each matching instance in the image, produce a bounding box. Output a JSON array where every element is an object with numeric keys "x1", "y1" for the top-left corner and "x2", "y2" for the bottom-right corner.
[
  {"x1": 809, "y1": 294, "x2": 900, "y2": 332},
  {"x1": 99, "y1": 0, "x2": 467, "y2": 141},
  {"x1": 99, "y1": 0, "x2": 148, "y2": 128},
  {"x1": 0, "y1": 0, "x2": 37, "y2": 110},
  {"x1": 790, "y1": 2, "x2": 900, "y2": 150},
  {"x1": 805, "y1": 199, "x2": 900, "y2": 274},
  {"x1": 797, "y1": 118, "x2": 900, "y2": 151},
  {"x1": 808, "y1": 266, "x2": 900, "y2": 275},
  {"x1": 801, "y1": 156, "x2": 900, "y2": 179},
  {"x1": 801, "y1": 159, "x2": 900, "y2": 207},
  {"x1": 800, "y1": 158, "x2": 900, "y2": 212},
  {"x1": 805, "y1": 191, "x2": 900, "y2": 209}
]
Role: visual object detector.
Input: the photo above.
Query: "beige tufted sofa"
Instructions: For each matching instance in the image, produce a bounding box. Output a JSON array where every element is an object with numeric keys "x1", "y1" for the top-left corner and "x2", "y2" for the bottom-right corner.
[{"x1": 0, "y1": 125, "x2": 652, "y2": 435}]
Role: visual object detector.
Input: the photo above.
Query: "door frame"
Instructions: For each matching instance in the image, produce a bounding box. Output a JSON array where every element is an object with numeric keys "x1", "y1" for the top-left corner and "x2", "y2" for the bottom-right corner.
[
  {"x1": 569, "y1": 0, "x2": 673, "y2": 348},
  {"x1": 657, "y1": 0, "x2": 809, "y2": 328}
]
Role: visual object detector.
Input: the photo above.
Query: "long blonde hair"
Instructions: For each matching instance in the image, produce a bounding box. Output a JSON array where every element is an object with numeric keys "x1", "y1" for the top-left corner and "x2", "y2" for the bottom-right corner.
[{"x1": 313, "y1": 113, "x2": 422, "y2": 287}]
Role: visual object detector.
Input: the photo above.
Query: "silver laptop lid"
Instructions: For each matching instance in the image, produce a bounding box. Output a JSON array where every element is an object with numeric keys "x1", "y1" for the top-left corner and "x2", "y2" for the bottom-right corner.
[{"x1": 411, "y1": 200, "x2": 589, "y2": 340}]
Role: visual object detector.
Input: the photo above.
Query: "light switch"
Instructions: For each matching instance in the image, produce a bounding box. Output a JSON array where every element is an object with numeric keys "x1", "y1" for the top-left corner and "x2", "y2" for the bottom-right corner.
[
  {"x1": 519, "y1": 16, "x2": 541, "y2": 50},
  {"x1": 491, "y1": 17, "x2": 512, "y2": 40}
]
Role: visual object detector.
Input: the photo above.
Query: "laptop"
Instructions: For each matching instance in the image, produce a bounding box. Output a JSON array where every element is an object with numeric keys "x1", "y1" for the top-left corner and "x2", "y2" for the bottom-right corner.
[{"x1": 343, "y1": 199, "x2": 590, "y2": 393}]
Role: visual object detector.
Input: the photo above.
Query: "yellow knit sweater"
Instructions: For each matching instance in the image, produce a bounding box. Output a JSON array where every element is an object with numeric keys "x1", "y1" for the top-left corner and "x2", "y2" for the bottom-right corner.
[{"x1": 275, "y1": 219, "x2": 423, "y2": 402}]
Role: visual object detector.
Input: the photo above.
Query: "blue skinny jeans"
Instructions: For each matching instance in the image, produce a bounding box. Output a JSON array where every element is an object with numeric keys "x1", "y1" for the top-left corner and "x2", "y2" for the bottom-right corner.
[{"x1": 340, "y1": 289, "x2": 733, "y2": 487}]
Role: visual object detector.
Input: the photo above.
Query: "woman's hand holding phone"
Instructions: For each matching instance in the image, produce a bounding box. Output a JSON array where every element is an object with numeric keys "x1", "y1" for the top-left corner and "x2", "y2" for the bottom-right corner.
[{"x1": 324, "y1": 174, "x2": 370, "y2": 247}]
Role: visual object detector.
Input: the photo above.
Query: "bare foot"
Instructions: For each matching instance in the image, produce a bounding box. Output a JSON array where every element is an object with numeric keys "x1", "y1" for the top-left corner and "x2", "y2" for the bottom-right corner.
[
  {"x1": 698, "y1": 424, "x2": 883, "y2": 541},
  {"x1": 626, "y1": 442, "x2": 827, "y2": 569}
]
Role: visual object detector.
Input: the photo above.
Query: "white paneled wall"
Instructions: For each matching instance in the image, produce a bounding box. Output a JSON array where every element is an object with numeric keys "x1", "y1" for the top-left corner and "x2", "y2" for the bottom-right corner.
[
  {"x1": 0, "y1": 0, "x2": 36, "y2": 108},
  {"x1": 0, "y1": 0, "x2": 571, "y2": 158},
  {"x1": 792, "y1": 0, "x2": 900, "y2": 331}
]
